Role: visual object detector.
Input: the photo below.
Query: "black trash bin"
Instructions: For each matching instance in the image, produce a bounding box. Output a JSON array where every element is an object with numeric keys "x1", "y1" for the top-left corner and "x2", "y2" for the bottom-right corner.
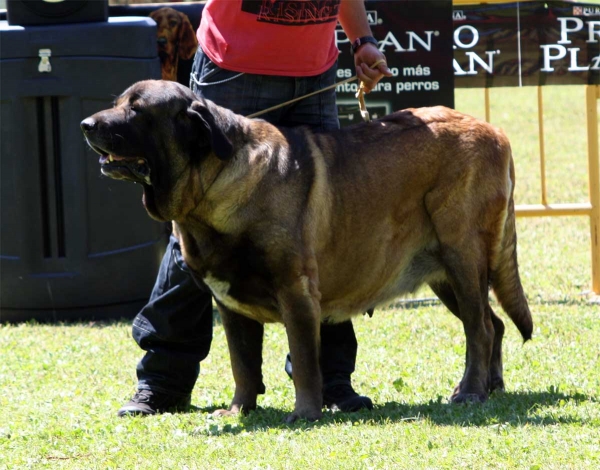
[{"x1": 0, "y1": 17, "x2": 166, "y2": 322}]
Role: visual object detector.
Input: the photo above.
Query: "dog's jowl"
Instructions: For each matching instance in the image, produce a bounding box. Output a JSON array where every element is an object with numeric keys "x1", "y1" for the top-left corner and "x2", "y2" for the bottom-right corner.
[{"x1": 81, "y1": 80, "x2": 532, "y2": 423}]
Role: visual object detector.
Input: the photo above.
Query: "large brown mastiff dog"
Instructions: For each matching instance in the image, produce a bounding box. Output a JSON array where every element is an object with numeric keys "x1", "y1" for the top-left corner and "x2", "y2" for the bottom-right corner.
[{"x1": 81, "y1": 80, "x2": 533, "y2": 422}]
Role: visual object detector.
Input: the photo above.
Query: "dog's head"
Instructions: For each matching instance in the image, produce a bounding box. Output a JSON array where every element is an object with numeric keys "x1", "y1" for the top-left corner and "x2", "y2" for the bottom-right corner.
[
  {"x1": 81, "y1": 79, "x2": 233, "y2": 222},
  {"x1": 149, "y1": 7, "x2": 198, "y2": 81}
]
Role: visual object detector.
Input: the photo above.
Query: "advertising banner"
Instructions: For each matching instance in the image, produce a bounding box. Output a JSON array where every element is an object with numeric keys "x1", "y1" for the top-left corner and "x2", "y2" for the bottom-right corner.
[
  {"x1": 102, "y1": 0, "x2": 600, "y2": 111},
  {"x1": 453, "y1": 1, "x2": 600, "y2": 87},
  {"x1": 336, "y1": 0, "x2": 455, "y2": 124}
]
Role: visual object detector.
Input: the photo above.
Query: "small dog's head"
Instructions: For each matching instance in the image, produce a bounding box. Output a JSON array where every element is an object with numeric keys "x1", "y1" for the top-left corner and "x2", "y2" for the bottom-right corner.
[
  {"x1": 150, "y1": 7, "x2": 198, "y2": 81},
  {"x1": 80, "y1": 80, "x2": 233, "y2": 221}
]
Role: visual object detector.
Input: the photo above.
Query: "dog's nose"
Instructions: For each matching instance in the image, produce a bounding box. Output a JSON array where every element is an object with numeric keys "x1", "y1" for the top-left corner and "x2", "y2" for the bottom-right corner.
[
  {"x1": 157, "y1": 37, "x2": 167, "y2": 46},
  {"x1": 80, "y1": 118, "x2": 96, "y2": 133}
]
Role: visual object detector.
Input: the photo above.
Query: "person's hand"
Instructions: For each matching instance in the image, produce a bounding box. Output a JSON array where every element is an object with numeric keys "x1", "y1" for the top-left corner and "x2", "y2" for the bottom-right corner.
[{"x1": 354, "y1": 42, "x2": 392, "y2": 93}]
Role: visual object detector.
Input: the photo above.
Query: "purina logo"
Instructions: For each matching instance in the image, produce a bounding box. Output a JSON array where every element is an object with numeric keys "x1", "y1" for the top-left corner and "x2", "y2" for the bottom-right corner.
[
  {"x1": 365, "y1": 10, "x2": 378, "y2": 26},
  {"x1": 453, "y1": 10, "x2": 467, "y2": 21},
  {"x1": 573, "y1": 6, "x2": 600, "y2": 17},
  {"x1": 337, "y1": 9, "x2": 377, "y2": 29}
]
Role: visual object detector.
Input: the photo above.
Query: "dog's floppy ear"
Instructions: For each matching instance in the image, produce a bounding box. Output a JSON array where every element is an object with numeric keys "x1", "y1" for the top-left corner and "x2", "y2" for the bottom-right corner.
[
  {"x1": 177, "y1": 13, "x2": 198, "y2": 60},
  {"x1": 188, "y1": 101, "x2": 234, "y2": 160}
]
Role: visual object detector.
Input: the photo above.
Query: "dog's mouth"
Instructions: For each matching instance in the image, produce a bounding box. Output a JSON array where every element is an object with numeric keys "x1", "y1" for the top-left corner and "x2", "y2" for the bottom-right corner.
[
  {"x1": 97, "y1": 151, "x2": 151, "y2": 186},
  {"x1": 84, "y1": 136, "x2": 151, "y2": 185}
]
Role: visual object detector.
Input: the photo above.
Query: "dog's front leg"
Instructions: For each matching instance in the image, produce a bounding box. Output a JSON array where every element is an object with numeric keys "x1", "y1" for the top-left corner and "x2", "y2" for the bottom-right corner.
[
  {"x1": 278, "y1": 283, "x2": 323, "y2": 423},
  {"x1": 214, "y1": 302, "x2": 266, "y2": 417}
]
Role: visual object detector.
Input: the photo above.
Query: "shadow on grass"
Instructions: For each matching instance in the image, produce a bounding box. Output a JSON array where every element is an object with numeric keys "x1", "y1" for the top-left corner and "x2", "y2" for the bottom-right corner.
[
  {"x1": 184, "y1": 389, "x2": 598, "y2": 436},
  {"x1": 8, "y1": 308, "x2": 224, "y2": 327},
  {"x1": 371, "y1": 390, "x2": 598, "y2": 426}
]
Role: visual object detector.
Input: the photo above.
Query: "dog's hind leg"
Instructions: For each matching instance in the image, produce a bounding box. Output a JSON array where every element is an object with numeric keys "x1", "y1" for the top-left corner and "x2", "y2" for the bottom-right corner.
[
  {"x1": 487, "y1": 306, "x2": 505, "y2": 393},
  {"x1": 432, "y1": 243, "x2": 495, "y2": 404},
  {"x1": 430, "y1": 281, "x2": 505, "y2": 396},
  {"x1": 429, "y1": 281, "x2": 470, "y2": 396},
  {"x1": 214, "y1": 303, "x2": 266, "y2": 416}
]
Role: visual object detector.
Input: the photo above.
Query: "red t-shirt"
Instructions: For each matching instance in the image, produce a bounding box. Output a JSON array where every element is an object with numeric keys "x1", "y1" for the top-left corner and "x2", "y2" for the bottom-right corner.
[{"x1": 197, "y1": 0, "x2": 341, "y2": 77}]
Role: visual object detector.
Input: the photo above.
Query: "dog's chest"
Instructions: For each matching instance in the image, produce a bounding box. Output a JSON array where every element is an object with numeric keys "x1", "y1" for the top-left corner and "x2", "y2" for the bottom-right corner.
[
  {"x1": 184, "y1": 231, "x2": 281, "y2": 323},
  {"x1": 201, "y1": 266, "x2": 285, "y2": 323},
  {"x1": 202, "y1": 272, "x2": 279, "y2": 323}
]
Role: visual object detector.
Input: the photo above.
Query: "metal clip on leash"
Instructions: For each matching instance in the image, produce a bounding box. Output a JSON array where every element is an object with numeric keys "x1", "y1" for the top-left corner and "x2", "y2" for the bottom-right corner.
[{"x1": 355, "y1": 59, "x2": 387, "y2": 122}]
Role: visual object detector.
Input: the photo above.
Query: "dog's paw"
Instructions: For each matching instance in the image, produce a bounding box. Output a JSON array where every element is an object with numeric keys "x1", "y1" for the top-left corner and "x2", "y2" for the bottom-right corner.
[
  {"x1": 212, "y1": 403, "x2": 254, "y2": 417},
  {"x1": 450, "y1": 390, "x2": 487, "y2": 404},
  {"x1": 450, "y1": 380, "x2": 489, "y2": 404},
  {"x1": 284, "y1": 408, "x2": 323, "y2": 424},
  {"x1": 212, "y1": 408, "x2": 239, "y2": 418}
]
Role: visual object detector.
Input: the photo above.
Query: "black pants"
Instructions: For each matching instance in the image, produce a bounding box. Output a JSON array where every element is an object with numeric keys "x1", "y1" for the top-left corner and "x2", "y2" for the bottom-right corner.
[{"x1": 132, "y1": 235, "x2": 358, "y2": 397}]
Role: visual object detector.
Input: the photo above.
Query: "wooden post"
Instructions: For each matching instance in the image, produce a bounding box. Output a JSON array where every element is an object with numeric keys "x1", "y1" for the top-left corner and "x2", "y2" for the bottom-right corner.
[{"x1": 586, "y1": 85, "x2": 600, "y2": 296}]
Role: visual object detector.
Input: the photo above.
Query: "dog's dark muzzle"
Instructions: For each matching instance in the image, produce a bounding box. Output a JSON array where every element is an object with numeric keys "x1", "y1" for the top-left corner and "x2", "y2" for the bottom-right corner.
[{"x1": 80, "y1": 117, "x2": 152, "y2": 185}]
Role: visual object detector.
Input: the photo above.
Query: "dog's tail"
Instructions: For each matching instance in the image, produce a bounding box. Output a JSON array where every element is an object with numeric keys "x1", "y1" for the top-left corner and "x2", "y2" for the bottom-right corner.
[{"x1": 490, "y1": 157, "x2": 533, "y2": 343}]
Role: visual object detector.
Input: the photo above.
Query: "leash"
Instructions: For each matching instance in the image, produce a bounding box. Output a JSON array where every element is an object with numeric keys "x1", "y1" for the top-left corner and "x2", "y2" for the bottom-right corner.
[
  {"x1": 247, "y1": 59, "x2": 388, "y2": 121},
  {"x1": 354, "y1": 59, "x2": 387, "y2": 122}
]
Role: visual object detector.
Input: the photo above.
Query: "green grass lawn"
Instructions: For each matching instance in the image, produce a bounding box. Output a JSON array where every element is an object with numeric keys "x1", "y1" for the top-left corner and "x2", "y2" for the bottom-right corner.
[
  {"x1": 1, "y1": 22, "x2": 600, "y2": 470},
  {"x1": 1, "y1": 302, "x2": 598, "y2": 469}
]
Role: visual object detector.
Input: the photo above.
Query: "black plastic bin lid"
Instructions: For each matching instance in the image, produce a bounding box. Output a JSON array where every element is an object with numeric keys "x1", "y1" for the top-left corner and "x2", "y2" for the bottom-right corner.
[{"x1": 0, "y1": 17, "x2": 158, "y2": 59}]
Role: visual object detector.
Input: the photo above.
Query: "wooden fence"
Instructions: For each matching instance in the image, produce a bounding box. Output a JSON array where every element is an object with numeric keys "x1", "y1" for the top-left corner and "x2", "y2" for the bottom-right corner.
[{"x1": 453, "y1": 0, "x2": 600, "y2": 296}]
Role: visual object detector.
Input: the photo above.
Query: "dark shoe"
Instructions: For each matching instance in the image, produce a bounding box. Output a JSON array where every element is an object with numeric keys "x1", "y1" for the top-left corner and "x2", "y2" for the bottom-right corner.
[
  {"x1": 117, "y1": 389, "x2": 191, "y2": 417},
  {"x1": 323, "y1": 383, "x2": 373, "y2": 412},
  {"x1": 285, "y1": 353, "x2": 294, "y2": 380}
]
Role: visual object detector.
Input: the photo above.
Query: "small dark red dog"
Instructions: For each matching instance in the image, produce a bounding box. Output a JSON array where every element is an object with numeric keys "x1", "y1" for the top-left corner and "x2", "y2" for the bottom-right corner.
[
  {"x1": 150, "y1": 7, "x2": 197, "y2": 81},
  {"x1": 81, "y1": 80, "x2": 533, "y2": 423}
]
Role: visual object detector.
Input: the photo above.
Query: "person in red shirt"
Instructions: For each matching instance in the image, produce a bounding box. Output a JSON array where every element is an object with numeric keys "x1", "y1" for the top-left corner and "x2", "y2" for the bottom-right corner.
[{"x1": 119, "y1": 0, "x2": 392, "y2": 417}]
